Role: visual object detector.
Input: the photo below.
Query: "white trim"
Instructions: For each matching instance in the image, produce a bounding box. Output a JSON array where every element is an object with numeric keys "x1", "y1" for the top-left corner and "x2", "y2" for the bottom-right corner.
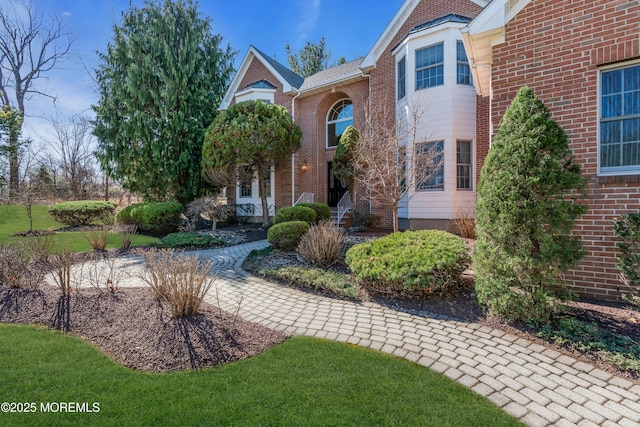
[{"x1": 597, "y1": 59, "x2": 640, "y2": 176}]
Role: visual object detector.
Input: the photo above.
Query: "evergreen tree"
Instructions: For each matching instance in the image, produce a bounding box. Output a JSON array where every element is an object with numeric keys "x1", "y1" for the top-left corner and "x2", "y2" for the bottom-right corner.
[
  {"x1": 202, "y1": 100, "x2": 301, "y2": 227},
  {"x1": 93, "y1": 0, "x2": 234, "y2": 203},
  {"x1": 473, "y1": 86, "x2": 588, "y2": 324},
  {"x1": 285, "y1": 36, "x2": 330, "y2": 77},
  {"x1": 332, "y1": 125, "x2": 359, "y2": 196}
]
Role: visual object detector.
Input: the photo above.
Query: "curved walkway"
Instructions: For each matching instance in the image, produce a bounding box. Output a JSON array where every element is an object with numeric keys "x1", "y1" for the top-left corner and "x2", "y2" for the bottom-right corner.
[{"x1": 71, "y1": 241, "x2": 640, "y2": 426}]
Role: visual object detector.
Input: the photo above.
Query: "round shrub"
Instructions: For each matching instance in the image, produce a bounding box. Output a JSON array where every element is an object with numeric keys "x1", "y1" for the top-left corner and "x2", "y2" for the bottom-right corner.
[
  {"x1": 295, "y1": 202, "x2": 331, "y2": 222},
  {"x1": 116, "y1": 201, "x2": 184, "y2": 235},
  {"x1": 267, "y1": 221, "x2": 310, "y2": 251},
  {"x1": 273, "y1": 206, "x2": 316, "y2": 225},
  {"x1": 346, "y1": 230, "x2": 469, "y2": 295},
  {"x1": 48, "y1": 201, "x2": 117, "y2": 226}
]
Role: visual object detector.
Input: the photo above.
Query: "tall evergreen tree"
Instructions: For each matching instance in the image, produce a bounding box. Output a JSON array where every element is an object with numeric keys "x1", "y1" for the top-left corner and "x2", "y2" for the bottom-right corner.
[
  {"x1": 285, "y1": 36, "x2": 331, "y2": 77},
  {"x1": 202, "y1": 100, "x2": 301, "y2": 227},
  {"x1": 93, "y1": 0, "x2": 234, "y2": 203},
  {"x1": 473, "y1": 87, "x2": 588, "y2": 324}
]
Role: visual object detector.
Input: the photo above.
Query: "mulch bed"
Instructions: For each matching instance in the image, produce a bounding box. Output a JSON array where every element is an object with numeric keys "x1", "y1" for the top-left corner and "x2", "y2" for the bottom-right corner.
[{"x1": 0, "y1": 284, "x2": 287, "y2": 373}]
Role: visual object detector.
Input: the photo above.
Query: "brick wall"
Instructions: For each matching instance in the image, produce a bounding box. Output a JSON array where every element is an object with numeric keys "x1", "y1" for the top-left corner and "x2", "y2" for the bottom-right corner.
[
  {"x1": 367, "y1": 0, "x2": 485, "y2": 228},
  {"x1": 490, "y1": 0, "x2": 640, "y2": 300}
]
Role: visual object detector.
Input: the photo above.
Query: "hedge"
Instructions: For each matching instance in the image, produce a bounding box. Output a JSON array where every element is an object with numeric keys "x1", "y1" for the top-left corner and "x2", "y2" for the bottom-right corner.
[
  {"x1": 295, "y1": 202, "x2": 331, "y2": 222},
  {"x1": 267, "y1": 221, "x2": 310, "y2": 251},
  {"x1": 116, "y1": 201, "x2": 184, "y2": 235},
  {"x1": 273, "y1": 206, "x2": 317, "y2": 225},
  {"x1": 48, "y1": 201, "x2": 117, "y2": 226}
]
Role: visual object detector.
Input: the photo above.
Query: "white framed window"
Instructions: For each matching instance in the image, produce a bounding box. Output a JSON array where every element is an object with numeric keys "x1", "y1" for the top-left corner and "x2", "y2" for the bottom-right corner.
[
  {"x1": 599, "y1": 62, "x2": 640, "y2": 175},
  {"x1": 456, "y1": 41, "x2": 472, "y2": 86},
  {"x1": 326, "y1": 99, "x2": 353, "y2": 148},
  {"x1": 456, "y1": 140, "x2": 472, "y2": 190},
  {"x1": 397, "y1": 56, "x2": 406, "y2": 100},
  {"x1": 416, "y1": 43, "x2": 444, "y2": 90},
  {"x1": 416, "y1": 140, "x2": 444, "y2": 191}
]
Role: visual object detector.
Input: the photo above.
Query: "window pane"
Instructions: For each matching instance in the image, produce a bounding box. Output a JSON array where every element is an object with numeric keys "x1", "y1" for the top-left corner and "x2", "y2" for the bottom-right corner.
[
  {"x1": 624, "y1": 66, "x2": 640, "y2": 90},
  {"x1": 457, "y1": 63, "x2": 471, "y2": 85},
  {"x1": 456, "y1": 140, "x2": 472, "y2": 190},
  {"x1": 397, "y1": 57, "x2": 406, "y2": 100},
  {"x1": 416, "y1": 44, "x2": 443, "y2": 69},
  {"x1": 623, "y1": 142, "x2": 640, "y2": 166},
  {"x1": 601, "y1": 120, "x2": 621, "y2": 145},
  {"x1": 602, "y1": 94, "x2": 622, "y2": 118},
  {"x1": 456, "y1": 41, "x2": 467, "y2": 62},
  {"x1": 602, "y1": 70, "x2": 622, "y2": 95},
  {"x1": 623, "y1": 118, "x2": 640, "y2": 143},
  {"x1": 417, "y1": 141, "x2": 444, "y2": 190},
  {"x1": 327, "y1": 100, "x2": 353, "y2": 147},
  {"x1": 328, "y1": 122, "x2": 338, "y2": 147},
  {"x1": 624, "y1": 91, "x2": 640, "y2": 115},
  {"x1": 601, "y1": 143, "x2": 620, "y2": 168}
]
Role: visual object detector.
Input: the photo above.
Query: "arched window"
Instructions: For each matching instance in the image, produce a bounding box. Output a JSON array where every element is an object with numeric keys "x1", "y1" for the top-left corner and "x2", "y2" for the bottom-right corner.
[{"x1": 326, "y1": 99, "x2": 353, "y2": 148}]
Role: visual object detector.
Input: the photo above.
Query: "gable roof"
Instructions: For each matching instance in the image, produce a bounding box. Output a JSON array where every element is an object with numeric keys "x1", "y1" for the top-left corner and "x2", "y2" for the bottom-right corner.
[
  {"x1": 298, "y1": 58, "x2": 365, "y2": 96},
  {"x1": 219, "y1": 45, "x2": 303, "y2": 110}
]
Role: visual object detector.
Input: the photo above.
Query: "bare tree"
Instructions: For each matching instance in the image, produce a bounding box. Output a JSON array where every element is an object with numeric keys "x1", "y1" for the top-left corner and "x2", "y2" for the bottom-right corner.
[
  {"x1": 0, "y1": 1, "x2": 71, "y2": 198},
  {"x1": 353, "y1": 99, "x2": 443, "y2": 233},
  {"x1": 49, "y1": 114, "x2": 95, "y2": 200}
]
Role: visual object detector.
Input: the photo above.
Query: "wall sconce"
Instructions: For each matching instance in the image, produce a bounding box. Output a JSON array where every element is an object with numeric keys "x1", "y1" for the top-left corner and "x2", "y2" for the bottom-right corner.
[{"x1": 300, "y1": 160, "x2": 310, "y2": 172}]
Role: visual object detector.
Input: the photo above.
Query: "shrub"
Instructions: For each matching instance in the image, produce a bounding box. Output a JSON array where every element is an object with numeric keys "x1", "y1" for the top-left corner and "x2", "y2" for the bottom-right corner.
[
  {"x1": 453, "y1": 207, "x2": 476, "y2": 239},
  {"x1": 48, "y1": 201, "x2": 117, "y2": 226},
  {"x1": 273, "y1": 206, "x2": 316, "y2": 225},
  {"x1": 267, "y1": 221, "x2": 310, "y2": 251},
  {"x1": 297, "y1": 221, "x2": 344, "y2": 267},
  {"x1": 346, "y1": 230, "x2": 468, "y2": 296},
  {"x1": 230, "y1": 203, "x2": 255, "y2": 224},
  {"x1": 614, "y1": 213, "x2": 640, "y2": 307},
  {"x1": 262, "y1": 267, "x2": 358, "y2": 299},
  {"x1": 0, "y1": 237, "x2": 53, "y2": 290},
  {"x1": 159, "y1": 232, "x2": 224, "y2": 249},
  {"x1": 352, "y1": 211, "x2": 380, "y2": 231},
  {"x1": 118, "y1": 224, "x2": 138, "y2": 249},
  {"x1": 84, "y1": 227, "x2": 108, "y2": 251},
  {"x1": 116, "y1": 201, "x2": 184, "y2": 235},
  {"x1": 295, "y1": 202, "x2": 331, "y2": 222},
  {"x1": 138, "y1": 248, "x2": 216, "y2": 317},
  {"x1": 473, "y1": 87, "x2": 588, "y2": 325}
]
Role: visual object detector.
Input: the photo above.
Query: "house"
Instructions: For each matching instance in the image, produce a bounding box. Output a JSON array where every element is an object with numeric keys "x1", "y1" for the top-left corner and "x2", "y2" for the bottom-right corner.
[{"x1": 221, "y1": 0, "x2": 640, "y2": 301}]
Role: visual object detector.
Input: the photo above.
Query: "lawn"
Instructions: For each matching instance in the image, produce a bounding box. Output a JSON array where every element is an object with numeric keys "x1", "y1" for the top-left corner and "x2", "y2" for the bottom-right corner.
[
  {"x1": 0, "y1": 204, "x2": 159, "y2": 252},
  {"x1": 0, "y1": 324, "x2": 521, "y2": 426}
]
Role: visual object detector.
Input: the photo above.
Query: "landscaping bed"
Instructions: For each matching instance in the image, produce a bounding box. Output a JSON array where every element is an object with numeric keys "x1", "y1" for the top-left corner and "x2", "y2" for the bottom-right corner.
[{"x1": 0, "y1": 284, "x2": 286, "y2": 372}]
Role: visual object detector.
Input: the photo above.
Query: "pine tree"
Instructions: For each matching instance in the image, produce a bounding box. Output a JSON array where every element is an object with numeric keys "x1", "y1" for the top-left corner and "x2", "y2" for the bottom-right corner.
[
  {"x1": 285, "y1": 36, "x2": 331, "y2": 77},
  {"x1": 93, "y1": 0, "x2": 234, "y2": 203},
  {"x1": 473, "y1": 86, "x2": 588, "y2": 324}
]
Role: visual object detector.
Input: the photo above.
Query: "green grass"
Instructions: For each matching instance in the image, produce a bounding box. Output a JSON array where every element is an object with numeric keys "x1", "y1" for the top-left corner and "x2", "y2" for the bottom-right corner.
[
  {"x1": 0, "y1": 324, "x2": 522, "y2": 426},
  {"x1": 0, "y1": 204, "x2": 159, "y2": 252}
]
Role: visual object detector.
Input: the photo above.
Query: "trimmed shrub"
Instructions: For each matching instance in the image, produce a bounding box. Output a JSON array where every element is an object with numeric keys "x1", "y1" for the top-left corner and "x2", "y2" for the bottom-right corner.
[
  {"x1": 296, "y1": 221, "x2": 344, "y2": 267},
  {"x1": 159, "y1": 232, "x2": 224, "y2": 249},
  {"x1": 262, "y1": 267, "x2": 358, "y2": 299},
  {"x1": 116, "y1": 201, "x2": 184, "y2": 235},
  {"x1": 267, "y1": 221, "x2": 310, "y2": 251},
  {"x1": 273, "y1": 205, "x2": 316, "y2": 225},
  {"x1": 295, "y1": 202, "x2": 331, "y2": 222},
  {"x1": 473, "y1": 87, "x2": 588, "y2": 325},
  {"x1": 346, "y1": 230, "x2": 469, "y2": 296},
  {"x1": 614, "y1": 213, "x2": 640, "y2": 306},
  {"x1": 48, "y1": 201, "x2": 117, "y2": 226}
]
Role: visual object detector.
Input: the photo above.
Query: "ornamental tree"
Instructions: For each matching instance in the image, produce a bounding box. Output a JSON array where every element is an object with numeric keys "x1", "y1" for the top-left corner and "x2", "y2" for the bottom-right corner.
[
  {"x1": 202, "y1": 100, "x2": 301, "y2": 227},
  {"x1": 332, "y1": 125, "x2": 359, "y2": 197},
  {"x1": 473, "y1": 86, "x2": 588, "y2": 325},
  {"x1": 93, "y1": 0, "x2": 234, "y2": 203}
]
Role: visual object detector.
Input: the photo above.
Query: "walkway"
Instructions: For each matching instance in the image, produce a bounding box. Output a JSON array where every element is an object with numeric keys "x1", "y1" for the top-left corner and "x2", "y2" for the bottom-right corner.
[{"x1": 73, "y1": 241, "x2": 640, "y2": 426}]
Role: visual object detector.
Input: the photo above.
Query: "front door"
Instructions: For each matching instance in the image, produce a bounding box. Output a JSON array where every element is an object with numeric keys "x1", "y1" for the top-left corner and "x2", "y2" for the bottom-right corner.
[{"x1": 327, "y1": 162, "x2": 347, "y2": 207}]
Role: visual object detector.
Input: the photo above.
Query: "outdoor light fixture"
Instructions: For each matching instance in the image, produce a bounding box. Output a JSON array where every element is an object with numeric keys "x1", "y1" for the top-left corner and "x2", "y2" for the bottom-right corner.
[{"x1": 300, "y1": 160, "x2": 310, "y2": 172}]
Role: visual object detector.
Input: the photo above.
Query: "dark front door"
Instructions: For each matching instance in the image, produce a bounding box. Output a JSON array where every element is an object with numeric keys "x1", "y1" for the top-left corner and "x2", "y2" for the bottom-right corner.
[{"x1": 327, "y1": 162, "x2": 347, "y2": 207}]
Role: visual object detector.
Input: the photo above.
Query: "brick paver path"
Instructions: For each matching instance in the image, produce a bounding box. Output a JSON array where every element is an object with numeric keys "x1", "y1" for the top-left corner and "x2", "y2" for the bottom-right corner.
[{"x1": 69, "y1": 240, "x2": 640, "y2": 426}]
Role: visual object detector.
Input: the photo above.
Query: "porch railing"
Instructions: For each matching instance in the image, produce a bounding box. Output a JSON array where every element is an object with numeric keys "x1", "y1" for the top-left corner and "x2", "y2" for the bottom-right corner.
[
  {"x1": 294, "y1": 192, "x2": 314, "y2": 205},
  {"x1": 336, "y1": 191, "x2": 352, "y2": 225}
]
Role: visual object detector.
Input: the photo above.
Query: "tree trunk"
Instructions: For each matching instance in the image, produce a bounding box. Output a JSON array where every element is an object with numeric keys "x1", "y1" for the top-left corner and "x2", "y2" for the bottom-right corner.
[
  {"x1": 392, "y1": 204, "x2": 399, "y2": 233},
  {"x1": 8, "y1": 131, "x2": 19, "y2": 200},
  {"x1": 257, "y1": 168, "x2": 270, "y2": 228}
]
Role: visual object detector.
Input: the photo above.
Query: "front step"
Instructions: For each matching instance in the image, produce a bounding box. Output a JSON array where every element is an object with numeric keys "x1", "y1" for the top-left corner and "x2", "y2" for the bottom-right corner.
[{"x1": 330, "y1": 208, "x2": 352, "y2": 228}]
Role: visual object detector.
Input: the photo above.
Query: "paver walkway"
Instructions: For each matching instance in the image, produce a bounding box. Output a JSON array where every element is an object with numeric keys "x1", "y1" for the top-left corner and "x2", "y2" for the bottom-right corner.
[{"x1": 68, "y1": 240, "x2": 640, "y2": 427}]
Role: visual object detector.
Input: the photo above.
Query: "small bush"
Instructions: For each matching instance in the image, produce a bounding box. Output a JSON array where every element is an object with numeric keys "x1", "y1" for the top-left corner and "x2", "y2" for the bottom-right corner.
[
  {"x1": 116, "y1": 201, "x2": 184, "y2": 235},
  {"x1": 262, "y1": 267, "x2": 358, "y2": 299},
  {"x1": 614, "y1": 214, "x2": 640, "y2": 306},
  {"x1": 453, "y1": 207, "x2": 476, "y2": 239},
  {"x1": 118, "y1": 224, "x2": 138, "y2": 249},
  {"x1": 267, "y1": 221, "x2": 310, "y2": 251},
  {"x1": 159, "y1": 232, "x2": 224, "y2": 248},
  {"x1": 227, "y1": 203, "x2": 255, "y2": 224},
  {"x1": 273, "y1": 206, "x2": 316, "y2": 225},
  {"x1": 138, "y1": 248, "x2": 216, "y2": 317},
  {"x1": 352, "y1": 212, "x2": 380, "y2": 231},
  {"x1": 346, "y1": 230, "x2": 469, "y2": 296},
  {"x1": 295, "y1": 202, "x2": 331, "y2": 222},
  {"x1": 297, "y1": 221, "x2": 344, "y2": 267},
  {"x1": 48, "y1": 201, "x2": 117, "y2": 227},
  {"x1": 84, "y1": 227, "x2": 108, "y2": 251},
  {"x1": 0, "y1": 237, "x2": 52, "y2": 290}
]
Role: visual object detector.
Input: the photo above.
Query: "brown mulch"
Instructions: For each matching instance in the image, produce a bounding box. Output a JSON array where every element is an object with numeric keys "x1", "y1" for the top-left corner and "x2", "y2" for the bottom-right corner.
[{"x1": 0, "y1": 284, "x2": 287, "y2": 373}]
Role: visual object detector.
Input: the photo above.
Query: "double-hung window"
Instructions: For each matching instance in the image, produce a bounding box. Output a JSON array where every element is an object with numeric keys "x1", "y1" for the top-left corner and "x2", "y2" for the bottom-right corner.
[
  {"x1": 456, "y1": 140, "x2": 472, "y2": 190},
  {"x1": 397, "y1": 56, "x2": 406, "y2": 100},
  {"x1": 416, "y1": 43, "x2": 444, "y2": 90},
  {"x1": 600, "y1": 63, "x2": 640, "y2": 174},
  {"x1": 456, "y1": 41, "x2": 472, "y2": 86}
]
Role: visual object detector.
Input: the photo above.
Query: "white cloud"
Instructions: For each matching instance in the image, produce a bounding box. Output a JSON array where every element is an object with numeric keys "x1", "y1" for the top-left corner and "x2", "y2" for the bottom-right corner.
[
  {"x1": 61, "y1": 11, "x2": 72, "y2": 17},
  {"x1": 294, "y1": 0, "x2": 321, "y2": 45}
]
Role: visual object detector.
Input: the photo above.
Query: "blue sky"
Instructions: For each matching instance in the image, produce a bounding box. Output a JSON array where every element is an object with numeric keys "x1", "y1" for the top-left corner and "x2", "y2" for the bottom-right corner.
[{"x1": 17, "y1": 0, "x2": 405, "y2": 147}]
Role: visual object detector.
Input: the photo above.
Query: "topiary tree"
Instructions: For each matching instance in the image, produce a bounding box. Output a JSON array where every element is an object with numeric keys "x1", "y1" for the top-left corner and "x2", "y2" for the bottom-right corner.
[
  {"x1": 473, "y1": 86, "x2": 588, "y2": 325},
  {"x1": 202, "y1": 100, "x2": 301, "y2": 227}
]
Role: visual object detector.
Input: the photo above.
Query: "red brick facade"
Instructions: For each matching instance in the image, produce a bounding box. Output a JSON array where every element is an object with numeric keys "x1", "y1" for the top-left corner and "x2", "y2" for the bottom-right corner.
[{"x1": 490, "y1": 0, "x2": 640, "y2": 300}]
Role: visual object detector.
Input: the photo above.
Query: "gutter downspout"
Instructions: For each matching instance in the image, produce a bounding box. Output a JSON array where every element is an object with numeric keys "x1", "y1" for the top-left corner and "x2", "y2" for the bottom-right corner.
[{"x1": 291, "y1": 88, "x2": 301, "y2": 205}]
